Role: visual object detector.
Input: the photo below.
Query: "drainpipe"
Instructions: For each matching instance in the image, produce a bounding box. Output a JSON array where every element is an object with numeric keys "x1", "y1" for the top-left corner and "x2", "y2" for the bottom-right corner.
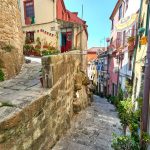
[{"x1": 141, "y1": 2, "x2": 150, "y2": 148}]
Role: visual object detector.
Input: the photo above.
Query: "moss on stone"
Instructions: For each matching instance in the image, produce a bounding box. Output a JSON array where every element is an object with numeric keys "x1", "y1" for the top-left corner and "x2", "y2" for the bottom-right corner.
[{"x1": 0, "y1": 68, "x2": 4, "y2": 81}]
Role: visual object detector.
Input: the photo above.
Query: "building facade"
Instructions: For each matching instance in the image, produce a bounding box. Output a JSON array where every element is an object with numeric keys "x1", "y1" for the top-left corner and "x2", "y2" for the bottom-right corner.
[
  {"x1": 19, "y1": 0, "x2": 88, "y2": 53},
  {"x1": 108, "y1": 0, "x2": 126, "y2": 96},
  {"x1": 97, "y1": 50, "x2": 109, "y2": 96},
  {"x1": 132, "y1": 0, "x2": 149, "y2": 103},
  {"x1": 108, "y1": 0, "x2": 140, "y2": 96},
  {"x1": 87, "y1": 47, "x2": 104, "y2": 85}
]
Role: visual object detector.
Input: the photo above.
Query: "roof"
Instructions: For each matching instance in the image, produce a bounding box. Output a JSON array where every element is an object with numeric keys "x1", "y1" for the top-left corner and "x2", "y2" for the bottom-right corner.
[
  {"x1": 110, "y1": 0, "x2": 122, "y2": 20},
  {"x1": 57, "y1": 0, "x2": 88, "y2": 36},
  {"x1": 87, "y1": 47, "x2": 106, "y2": 53},
  {"x1": 57, "y1": 0, "x2": 87, "y2": 26}
]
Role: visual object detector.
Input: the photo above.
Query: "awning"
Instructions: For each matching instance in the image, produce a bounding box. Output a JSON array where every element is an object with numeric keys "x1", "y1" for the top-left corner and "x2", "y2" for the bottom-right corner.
[{"x1": 115, "y1": 13, "x2": 138, "y2": 31}]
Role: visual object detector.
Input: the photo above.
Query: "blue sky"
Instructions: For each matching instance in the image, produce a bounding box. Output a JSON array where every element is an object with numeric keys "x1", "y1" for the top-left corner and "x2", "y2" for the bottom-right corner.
[{"x1": 64, "y1": 0, "x2": 117, "y2": 49}]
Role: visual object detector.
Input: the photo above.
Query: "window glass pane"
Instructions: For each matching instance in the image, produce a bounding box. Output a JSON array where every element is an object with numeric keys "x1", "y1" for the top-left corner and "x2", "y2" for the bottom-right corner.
[
  {"x1": 26, "y1": 2, "x2": 34, "y2": 17},
  {"x1": 26, "y1": 32, "x2": 34, "y2": 42},
  {"x1": 119, "y1": 5, "x2": 122, "y2": 19}
]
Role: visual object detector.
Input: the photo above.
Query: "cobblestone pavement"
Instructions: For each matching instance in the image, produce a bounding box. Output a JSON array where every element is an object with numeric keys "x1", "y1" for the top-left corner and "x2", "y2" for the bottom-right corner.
[{"x1": 53, "y1": 95, "x2": 122, "y2": 150}]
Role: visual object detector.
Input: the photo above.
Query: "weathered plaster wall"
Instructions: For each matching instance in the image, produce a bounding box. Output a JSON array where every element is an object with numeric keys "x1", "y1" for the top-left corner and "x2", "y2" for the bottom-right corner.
[
  {"x1": 20, "y1": 0, "x2": 56, "y2": 26},
  {"x1": 132, "y1": 0, "x2": 148, "y2": 101},
  {"x1": 0, "y1": 51, "x2": 90, "y2": 149},
  {"x1": 0, "y1": 0, "x2": 23, "y2": 79}
]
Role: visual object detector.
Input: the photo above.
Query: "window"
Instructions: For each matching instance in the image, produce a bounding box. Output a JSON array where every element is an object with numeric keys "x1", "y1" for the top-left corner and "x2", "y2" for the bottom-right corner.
[
  {"x1": 116, "y1": 32, "x2": 122, "y2": 48},
  {"x1": 24, "y1": 1, "x2": 34, "y2": 18},
  {"x1": 126, "y1": 0, "x2": 129, "y2": 11},
  {"x1": 111, "y1": 19, "x2": 114, "y2": 30},
  {"x1": 129, "y1": 55, "x2": 132, "y2": 71},
  {"x1": 123, "y1": 30, "x2": 126, "y2": 47},
  {"x1": 132, "y1": 25, "x2": 135, "y2": 36},
  {"x1": 119, "y1": 4, "x2": 123, "y2": 20},
  {"x1": 26, "y1": 31, "x2": 34, "y2": 43}
]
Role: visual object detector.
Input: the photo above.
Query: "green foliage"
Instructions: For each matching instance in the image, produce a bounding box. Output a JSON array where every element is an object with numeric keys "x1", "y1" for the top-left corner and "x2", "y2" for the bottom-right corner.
[
  {"x1": 142, "y1": 132, "x2": 150, "y2": 144},
  {"x1": 0, "y1": 68, "x2": 4, "y2": 81},
  {"x1": 109, "y1": 96, "x2": 119, "y2": 105},
  {"x1": 47, "y1": 46, "x2": 56, "y2": 51},
  {"x1": 2, "y1": 44, "x2": 14, "y2": 52},
  {"x1": 118, "y1": 86, "x2": 124, "y2": 101},
  {"x1": 125, "y1": 80, "x2": 133, "y2": 97},
  {"x1": 136, "y1": 97, "x2": 143, "y2": 109},
  {"x1": 24, "y1": 44, "x2": 34, "y2": 50},
  {"x1": 129, "y1": 110, "x2": 140, "y2": 143},
  {"x1": 36, "y1": 37, "x2": 41, "y2": 45},
  {"x1": 23, "y1": 44, "x2": 34, "y2": 54},
  {"x1": 108, "y1": 87, "x2": 123, "y2": 107},
  {"x1": 0, "y1": 102, "x2": 14, "y2": 107},
  {"x1": 42, "y1": 50, "x2": 60, "y2": 56},
  {"x1": 117, "y1": 98, "x2": 133, "y2": 132},
  {"x1": 112, "y1": 134, "x2": 140, "y2": 150}
]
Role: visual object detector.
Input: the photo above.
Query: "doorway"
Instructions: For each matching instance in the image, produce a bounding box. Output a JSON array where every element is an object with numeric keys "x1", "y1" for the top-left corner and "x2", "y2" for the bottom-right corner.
[{"x1": 61, "y1": 31, "x2": 72, "y2": 53}]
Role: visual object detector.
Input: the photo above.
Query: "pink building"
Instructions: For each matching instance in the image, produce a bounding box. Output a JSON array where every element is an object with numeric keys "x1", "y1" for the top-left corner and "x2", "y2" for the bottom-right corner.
[
  {"x1": 107, "y1": 0, "x2": 139, "y2": 96},
  {"x1": 108, "y1": 0, "x2": 126, "y2": 96}
]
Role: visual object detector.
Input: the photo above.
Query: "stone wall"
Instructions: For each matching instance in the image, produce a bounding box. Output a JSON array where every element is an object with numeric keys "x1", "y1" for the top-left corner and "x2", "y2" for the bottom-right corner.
[
  {"x1": 0, "y1": 0, "x2": 23, "y2": 79},
  {"x1": 0, "y1": 51, "x2": 90, "y2": 149}
]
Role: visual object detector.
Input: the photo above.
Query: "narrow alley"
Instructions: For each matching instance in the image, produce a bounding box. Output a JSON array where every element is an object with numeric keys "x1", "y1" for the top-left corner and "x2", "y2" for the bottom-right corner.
[
  {"x1": 1, "y1": 0, "x2": 150, "y2": 149},
  {"x1": 53, "y1": 95, "x2": 122, "y2": 150}
]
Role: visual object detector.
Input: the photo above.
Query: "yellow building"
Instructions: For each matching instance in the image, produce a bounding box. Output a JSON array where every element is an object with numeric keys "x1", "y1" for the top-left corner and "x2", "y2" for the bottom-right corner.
[
  {"x1": 132, "y1": 0, "x2": 149, "y2": 103},
  {"x1": 19, "y1": 0, "x2": 88, "y2": 54},
  {"x1": 20, "y1": 0, "x2": 58, "y2": 49}
]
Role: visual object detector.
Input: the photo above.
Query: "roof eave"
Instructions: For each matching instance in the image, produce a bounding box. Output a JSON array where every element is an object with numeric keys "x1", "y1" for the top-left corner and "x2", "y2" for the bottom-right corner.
[{"x1": 109, "y1": 0, "x2": 122, "y2": 20}]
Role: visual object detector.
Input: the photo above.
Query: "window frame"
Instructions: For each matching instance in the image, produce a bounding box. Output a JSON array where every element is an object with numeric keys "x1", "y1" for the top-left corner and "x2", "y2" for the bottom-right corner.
[
  {"x1": 111, "y1": 19, "x2": 114, "y2": 30},
  {"x1": 24, "y1": 0, "x2": 35, "y2": 19},
  {"x1": 119, "y1": 4, "x2": 123, "y2": 20},
  {"x1": 26, "y1": 31, "x2": 35, "y2": 43}
]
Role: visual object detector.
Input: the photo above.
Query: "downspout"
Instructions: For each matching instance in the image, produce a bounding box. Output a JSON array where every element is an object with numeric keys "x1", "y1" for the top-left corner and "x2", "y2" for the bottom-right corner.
[{"x1": 141, "y1": 2, "x2": 150, "y2": 149}]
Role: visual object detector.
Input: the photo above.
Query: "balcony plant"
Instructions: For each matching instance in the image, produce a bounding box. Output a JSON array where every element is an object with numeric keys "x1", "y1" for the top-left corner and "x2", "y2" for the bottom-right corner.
[
  {"x1": 128, "y1": 36, "x2": 135, "y2": 43},
  {"x1": 138, "y1": 27, "x2": 145, "y2": 36},
  {"x1": 23, "y1": 44, "x2": 33, "y2": 56},
  {"x1": 34, "y1": 47, "x2": 41, "y2": 57}
]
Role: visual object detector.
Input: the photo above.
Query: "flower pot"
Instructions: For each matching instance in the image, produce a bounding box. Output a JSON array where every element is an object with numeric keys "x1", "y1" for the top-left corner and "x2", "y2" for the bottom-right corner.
[{"x1": 43, "y1": 45, "x2": 48, "y2": 49}]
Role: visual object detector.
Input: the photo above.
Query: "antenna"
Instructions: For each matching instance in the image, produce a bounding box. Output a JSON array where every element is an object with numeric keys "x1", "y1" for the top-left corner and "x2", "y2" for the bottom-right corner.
[{"x1": 82, "y1": 4, "x2": 83, "y2": 19}]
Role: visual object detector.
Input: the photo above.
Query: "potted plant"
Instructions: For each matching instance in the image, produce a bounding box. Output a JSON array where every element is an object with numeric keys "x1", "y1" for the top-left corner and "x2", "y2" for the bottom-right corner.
[
  {"x1": 127, "y1": 36, "x2": 135, "y2": 46},
  {"x1": 43, "y1": 41, "x2": 49, "y2": 49}
]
